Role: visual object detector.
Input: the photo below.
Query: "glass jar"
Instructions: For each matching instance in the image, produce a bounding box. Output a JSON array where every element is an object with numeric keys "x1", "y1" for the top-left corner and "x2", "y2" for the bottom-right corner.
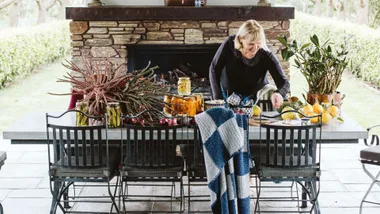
[
  {"x1": 106, "y1": 102, "x2": 121, "y2": 128},
  {"x1": 163, "y1": 95, "x2": 173, "y2": 115},
  {"x1": 75, "y1": 101, "x2": 88, "y2": 126},
  {"x1": 177, "y1": 77, "x2": 191, "y2": 95},
  {"x1": 171, "y1": 96, "x2": 185, "y2": 115},
  {"x1": 192, "y1": 93, "x2": 204, "y2": 113},
  {"x1": 184, "y1": 96, "x2": 197, "y2": 117}
]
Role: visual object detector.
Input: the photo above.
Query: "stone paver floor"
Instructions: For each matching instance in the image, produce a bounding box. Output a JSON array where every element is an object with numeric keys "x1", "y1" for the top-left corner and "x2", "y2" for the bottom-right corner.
[{"x1": 0, "y1": 135, "x2": 379, "y2": 213}]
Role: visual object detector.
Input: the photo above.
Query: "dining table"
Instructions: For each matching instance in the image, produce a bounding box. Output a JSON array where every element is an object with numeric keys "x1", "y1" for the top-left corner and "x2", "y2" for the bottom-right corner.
[{"x1": 2, "y1": 111, "x2": 368, "y2": 144}]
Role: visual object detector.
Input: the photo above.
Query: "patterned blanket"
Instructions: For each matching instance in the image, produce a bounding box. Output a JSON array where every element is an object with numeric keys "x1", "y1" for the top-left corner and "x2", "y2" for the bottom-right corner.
[{"x1": 195, "y1": 108, "x2": 251, "y2": 214}]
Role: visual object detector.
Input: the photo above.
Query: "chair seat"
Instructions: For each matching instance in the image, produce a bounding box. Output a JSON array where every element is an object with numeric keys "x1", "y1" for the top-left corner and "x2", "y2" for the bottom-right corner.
[
  {"x1": 186, "y1": 165, "x2": 207, "y2": 179},
  {"x1": 122, "y1": 156, "x2": 183, "y2": 178},
  {"x1": 51, "y1": 148, "x2": 120, "y2": 178},
  {"x1": 258, "y1": 154, "x2": 314, "y2": 167},
  {"x1": 360, "y1": 145, "x2": 380, "y2": 163},
  {"x1": 259, "y1": 166, "x2": 319, "y2": 179},
  {"x1": 256, "y1": 155, "x2": 318, "y2": 179}
]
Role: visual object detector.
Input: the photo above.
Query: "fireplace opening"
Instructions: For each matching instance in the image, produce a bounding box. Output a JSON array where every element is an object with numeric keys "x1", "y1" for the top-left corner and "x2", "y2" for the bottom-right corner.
[{"x1": 127, "y1": 44, "x2": 219, "y2": 95}]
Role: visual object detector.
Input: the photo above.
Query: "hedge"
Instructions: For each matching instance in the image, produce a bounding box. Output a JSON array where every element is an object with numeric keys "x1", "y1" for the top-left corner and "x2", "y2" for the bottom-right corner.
[
  {"x1": 291, "y1": 12, "x2": 380, "y2": 87},
  {"x1": 0, "y1": 20, "x2": 71, "y2": 89}
]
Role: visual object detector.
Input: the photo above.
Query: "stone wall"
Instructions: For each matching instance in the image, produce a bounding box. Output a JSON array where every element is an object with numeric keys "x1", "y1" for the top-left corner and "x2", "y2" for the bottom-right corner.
[{"x1": 69, "y1": 20, "x2": 290, "y2": 79}]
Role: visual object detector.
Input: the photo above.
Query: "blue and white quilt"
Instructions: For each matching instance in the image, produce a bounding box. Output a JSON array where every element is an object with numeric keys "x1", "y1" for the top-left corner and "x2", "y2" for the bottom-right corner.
[{"x1": 195, "y1": 108, "x2": 251, "y2": 214}]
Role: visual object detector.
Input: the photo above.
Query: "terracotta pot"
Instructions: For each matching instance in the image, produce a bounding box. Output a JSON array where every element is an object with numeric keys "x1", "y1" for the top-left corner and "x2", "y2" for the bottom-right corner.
[{"x1": 307, "y1": 93, "x2": 333, "y2": 105}]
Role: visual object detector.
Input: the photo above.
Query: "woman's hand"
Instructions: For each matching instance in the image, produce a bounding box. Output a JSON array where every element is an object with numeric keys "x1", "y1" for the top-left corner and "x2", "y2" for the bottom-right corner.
[{"x1": 271, "y1": 92, "x2": 284, "y2": 109}]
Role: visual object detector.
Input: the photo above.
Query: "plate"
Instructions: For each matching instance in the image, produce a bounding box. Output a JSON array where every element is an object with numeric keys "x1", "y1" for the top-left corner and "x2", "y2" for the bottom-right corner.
[{"x1": 249, "y1": 118, "x2": 276, "y2": 126}]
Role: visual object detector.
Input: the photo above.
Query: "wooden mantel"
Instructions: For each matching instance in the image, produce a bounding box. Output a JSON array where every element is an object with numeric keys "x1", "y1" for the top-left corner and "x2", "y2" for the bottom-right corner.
[{"x1": 66, "y1": 6, "x2": 294, "y2": 21}]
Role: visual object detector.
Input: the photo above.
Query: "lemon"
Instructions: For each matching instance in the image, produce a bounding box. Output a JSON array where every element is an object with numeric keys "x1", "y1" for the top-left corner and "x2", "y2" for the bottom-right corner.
[
  {"x1": 298, "y1": 108, "x2": 304, "y2": 118},
  {"x1": 321, "y1": 111, "x2": 332, "y2": 124},
  {"x1": 307, "y1": 112, "x2": 319, "y2": 123},
  {"x1": 303, "y1": 104, "x2": 314, "y2": 114},
  {"x1": 281, "y1": 106, "x2": 298, "y2": 120},
  {"x1": 312, "y1": 103, "x2": 323, "y2": 114},
  {"x1": 327, "y1": 105, "x2": 339, "y2": 118},
  {"x1": 252, "y1": 105, "x2": 261, "y2": 116},
  {"x1": 322, "y1": 102, "x2": 331, "y2": 108}
]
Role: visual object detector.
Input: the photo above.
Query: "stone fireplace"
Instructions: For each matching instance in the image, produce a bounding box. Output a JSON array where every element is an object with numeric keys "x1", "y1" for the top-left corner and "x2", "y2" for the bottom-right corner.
[
  {"x1": 66, "y1": 5, "x2": 294, "y2": 86},
  {"x1": 127, "y1": 44, "x2": 219, "y2": 78}
]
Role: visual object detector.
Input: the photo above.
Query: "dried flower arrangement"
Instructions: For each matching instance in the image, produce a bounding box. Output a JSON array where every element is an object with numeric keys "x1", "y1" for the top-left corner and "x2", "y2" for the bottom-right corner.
[{"x1": 50, "y1": 55, "x2": 170, "y2": 122}]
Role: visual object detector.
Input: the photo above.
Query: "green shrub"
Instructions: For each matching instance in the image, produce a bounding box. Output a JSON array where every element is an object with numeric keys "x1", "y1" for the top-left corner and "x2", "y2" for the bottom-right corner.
[
  {"x1": 0, "y1": 20, "x2": 71, "y2": 88},
  {"x1": 291, "y1": 12, "x2": 380, "y2": 87}
]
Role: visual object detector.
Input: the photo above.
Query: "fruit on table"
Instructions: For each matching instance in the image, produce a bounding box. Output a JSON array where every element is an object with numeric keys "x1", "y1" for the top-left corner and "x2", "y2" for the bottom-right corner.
[
  {"x1": 312, "y1": 103, "x2": 323, "y2": 114},
  {"x1": 321, "y1": 111, "x2": 332, "y2": 124},
  {"x1": 276, "y1": 100, "x2": 303, "y2": 113},
  {"x1": 281, "y1": 106, "x2": 298, "y2": 120},
  {"x1": 307, "y1": 112, "x2": 319, "y2": 123},
  {"x1": 303, "y1": 104, "x2": 314, "y2": 114},
  {"x1": 277, "y1": 94, "x2": 343, "y2": 124},
  {"x1": 297, "y1": 108, "x2": 306, "y2": 118},
  {"x1": 327, "y1": 105, "x2": 339, "y2": 118},
  {"x1": 321, "y1": 102, "x2": 331, "y2": 108},
  {"x1": 252, "y1": 105, "x2": 261, "y2": 116}
]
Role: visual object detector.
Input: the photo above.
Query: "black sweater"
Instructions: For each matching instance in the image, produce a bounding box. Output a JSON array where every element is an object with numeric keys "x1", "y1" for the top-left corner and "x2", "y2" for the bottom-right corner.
[{"x1": 209, "y1": 35, "x2": 290, "y2": 100}]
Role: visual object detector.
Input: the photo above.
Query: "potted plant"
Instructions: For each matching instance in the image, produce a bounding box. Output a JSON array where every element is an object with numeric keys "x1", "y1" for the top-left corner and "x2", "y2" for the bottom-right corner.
[
  {"x1": 51, "y1": 54, "x2": 170, "y2": 125},
  {"x1": 278, "y1": 34, "x2": 349, "y2": 104}
]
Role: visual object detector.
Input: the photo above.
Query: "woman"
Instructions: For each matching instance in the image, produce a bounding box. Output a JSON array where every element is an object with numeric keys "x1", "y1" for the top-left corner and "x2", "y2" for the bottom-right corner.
[{"x1": 209, "y1": 20, "x2": 290, "y2": 108}]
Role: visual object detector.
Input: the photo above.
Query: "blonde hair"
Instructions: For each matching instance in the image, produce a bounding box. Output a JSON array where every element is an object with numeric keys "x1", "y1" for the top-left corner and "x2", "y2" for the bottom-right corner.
[{"x1": 234, "y1": 20, "x2": 268, "y2": 51}]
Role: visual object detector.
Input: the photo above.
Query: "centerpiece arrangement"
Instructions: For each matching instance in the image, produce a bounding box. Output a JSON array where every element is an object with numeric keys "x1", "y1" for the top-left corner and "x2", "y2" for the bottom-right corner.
[
  {"x1": 51, "y1": 55, "x2": 170, "y2": 126},
  {"x1": 278, "y1": 34, "x2": 349, "y2": 105},
  {"x1": 274, "y1": 34, "x2": 350, "y2": 125}
]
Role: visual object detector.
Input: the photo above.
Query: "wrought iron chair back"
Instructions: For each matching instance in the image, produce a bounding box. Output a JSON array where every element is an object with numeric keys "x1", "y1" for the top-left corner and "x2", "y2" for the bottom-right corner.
[
  {"x1": 47, "y1": 121, "x2": 107, "y2": 169},
  {"x1": 256, "y1": 99, "x2": 273, "y2": 112},
  {"x1": 359, "y1": 124, "x2": 380, "y2": 214},
  {"x1": 259, "y1": 124, "x2": 320, "y2": 170},
  {"x1": 46, "y1": 110, "x2": 120, "y2": 214},
  {"x1": 120, "y1": 109, "x2": 190, "y2": 213},
  {"x1": 254, "y1": 110, "x2": 322, "y2": 214}
]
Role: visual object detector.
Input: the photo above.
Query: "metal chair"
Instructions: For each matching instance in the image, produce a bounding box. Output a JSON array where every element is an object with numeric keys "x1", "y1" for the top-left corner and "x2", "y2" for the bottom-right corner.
[
  {"x1": 359, "y1": 124, "x2": 380, "y2": 213},
  {"x1": 46, "y1": 110, "x2": 120, "y2": 214},
  {"x1": 181, "y1": 125, "x2": 209, "y2": 213},
  {"x1": 256, "y1": 83, "x2": 275, "y2": 112},
  {"x1": 254, "y1": 110, "x2": 322, "y2": 214},
  {"x1": 120, "y1": 109, "x2": 187, "y2": 213},
  {"x1": 256, "y1": 99, "x2": 273, "y2": 112},
  {"x1": 0, "y1": 151, "x2": 6, "y2": 214}
]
